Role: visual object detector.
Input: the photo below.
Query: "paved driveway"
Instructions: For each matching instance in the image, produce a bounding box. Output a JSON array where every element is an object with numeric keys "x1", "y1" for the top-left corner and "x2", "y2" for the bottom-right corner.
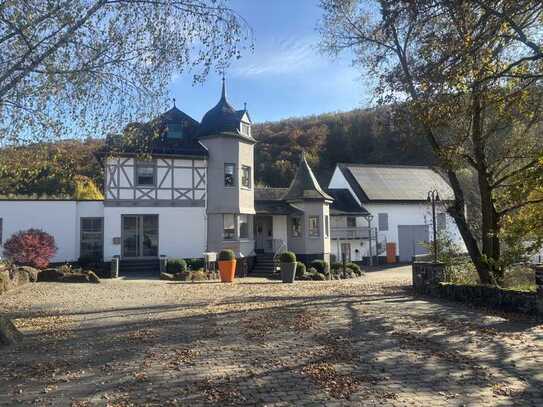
[{"x1": 0, "y1": 266, "x2": 542, "y2": 406}]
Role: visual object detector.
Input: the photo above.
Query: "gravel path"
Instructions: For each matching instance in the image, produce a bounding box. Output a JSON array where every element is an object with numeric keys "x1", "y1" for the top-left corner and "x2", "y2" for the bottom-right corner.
[{"x1": 0, "y1": 267, "x2": 542, "y2": 406}]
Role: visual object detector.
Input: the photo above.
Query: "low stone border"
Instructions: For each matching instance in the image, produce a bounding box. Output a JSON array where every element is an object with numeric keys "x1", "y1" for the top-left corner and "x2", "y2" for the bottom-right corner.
[
  {"x1": 0, "y1": 266, "x2": 38, "y2": 296},
  {"x1": 413, "y1": 262, "x2": 543, "y2": 315}
]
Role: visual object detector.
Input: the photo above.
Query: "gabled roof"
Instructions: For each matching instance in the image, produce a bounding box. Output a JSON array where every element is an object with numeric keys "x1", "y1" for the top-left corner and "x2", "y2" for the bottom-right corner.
[
  {"x1": 326, "y1": 188, "x2": 369, "y2": 216},
  {"x1": 103, "y1": 106, "x2": 208, "y2": 158},
  {"x1": 197, "y1": 78, "x2": 255, "y2": 143},
  {"x1": 284, "y1": 153, "x2": 333, "y2": 202},
  {"x1": 337, "y1": 163, "x2": 454, "y2": 202}
]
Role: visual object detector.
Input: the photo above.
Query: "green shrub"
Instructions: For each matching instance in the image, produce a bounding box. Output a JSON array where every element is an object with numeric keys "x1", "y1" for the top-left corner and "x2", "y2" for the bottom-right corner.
[
  {"x1": 310, "y1": 259, "x2": 329, "y2": 275},
  {"x1": 280, "y1": 251, "x2": 296, "y2": 263},
  {"x1": 185, "y1": 258, "x2": 205, "y2": 270},
  {"x1": 296, "y1": 262, "x2": 306, "y2": 277},
  {"x1": 218, "y1": 249, "x2": 235, "y2": 261},
  {"x1": 167, "y1": 258, "x2": 187, "y2": 274},
  {"x1": 346, "y1": 262, "x2": 363, "y2": 276},
  {"x1": 330, "y1": 262, "x2": 342, "y2": 272},
  {"x1": 502, "y1": 265, "x2": 536, "y2": 292}
]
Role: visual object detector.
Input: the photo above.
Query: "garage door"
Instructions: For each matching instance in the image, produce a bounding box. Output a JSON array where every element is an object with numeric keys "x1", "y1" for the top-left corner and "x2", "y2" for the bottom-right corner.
[{"x1": 398, "y1": 225, "x2": 430, "y2": 262}]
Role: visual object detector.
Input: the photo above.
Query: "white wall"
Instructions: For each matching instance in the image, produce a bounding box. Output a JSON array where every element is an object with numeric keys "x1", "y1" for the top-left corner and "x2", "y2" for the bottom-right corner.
[
  {"x1": 103, "y1": 206, "x2": 206, "y2": 260},
  {"x1": 0, "y1": 201, "x2": 104, "y2": 262}
]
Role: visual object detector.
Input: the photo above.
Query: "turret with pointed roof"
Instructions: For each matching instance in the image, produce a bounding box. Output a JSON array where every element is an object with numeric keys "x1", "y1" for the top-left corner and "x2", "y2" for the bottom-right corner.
[
  {"x1": 198, "y1": 77, "x2": 255, "y2": 142},
  {"x1": 284, "y1": 152, "x2": 333, "y2": 202}
]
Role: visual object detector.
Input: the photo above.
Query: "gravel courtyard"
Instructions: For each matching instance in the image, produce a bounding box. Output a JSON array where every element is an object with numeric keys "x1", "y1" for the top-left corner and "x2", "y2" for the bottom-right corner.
[{"x1": 1, "y1": 266, "x2": 542, "y2": 406}]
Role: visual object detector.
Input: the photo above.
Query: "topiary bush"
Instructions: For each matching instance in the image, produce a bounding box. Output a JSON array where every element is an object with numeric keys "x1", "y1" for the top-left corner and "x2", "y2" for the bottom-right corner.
[
  {"x1": 167, "y1": 258, "x2": 187, "y2": 274},
  {"x1": 218, "y1": 249, "x2": 235, "y2": 261},
  {"x1": 3, "y1": 229, "x2": 57, "y2": 269},
  {"x1": 345, "y1": 262, "x2": 363, "y2": 276},
  {"x1": 310, "y1": 259, "x2": 329, "y2": 275},
  {"x1": 296, "y1": 262, "x2": 306, "y2": 277},
  {"x1": 280, "y1": 251, "x2": 296, "y2": 263}
]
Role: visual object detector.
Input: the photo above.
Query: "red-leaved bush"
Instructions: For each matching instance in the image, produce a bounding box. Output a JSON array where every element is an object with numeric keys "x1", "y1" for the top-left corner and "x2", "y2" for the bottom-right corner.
[{"x1": 3, "y1": 229, "x2": 57, "y2": 269}]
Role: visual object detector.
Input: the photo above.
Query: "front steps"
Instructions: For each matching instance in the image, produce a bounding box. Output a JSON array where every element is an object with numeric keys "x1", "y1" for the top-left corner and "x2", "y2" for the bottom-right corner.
[
  {"x1": 119, "y1": 259, "x2": 160, "y2": 275},
  {"x1": 251, "y1": 253, "x2": 278, "y2": 277}
]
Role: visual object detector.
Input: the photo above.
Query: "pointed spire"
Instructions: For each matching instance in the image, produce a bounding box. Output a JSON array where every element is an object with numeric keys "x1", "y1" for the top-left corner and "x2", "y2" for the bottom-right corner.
[
  {"x1": 172, "y1": 97, "x2": 176, "y2": 108},
  {"x1": 243, "y1": 102, "x2": 247, "y2": 111},
  {"x1": 284, "y1": 151, "x2": 333, "y2": 202},
  {"x1": 221, "y1": 74, "x2": 226, "y2": 101}
]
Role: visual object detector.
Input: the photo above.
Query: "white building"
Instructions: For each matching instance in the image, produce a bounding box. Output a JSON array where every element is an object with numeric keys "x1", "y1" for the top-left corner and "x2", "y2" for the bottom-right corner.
[
  {"x1": 327, "y1": 164, "x2": 464, "y2": 263},
  {"x1": 0, "y1": 82, "x2": 465, "y2": 273}
]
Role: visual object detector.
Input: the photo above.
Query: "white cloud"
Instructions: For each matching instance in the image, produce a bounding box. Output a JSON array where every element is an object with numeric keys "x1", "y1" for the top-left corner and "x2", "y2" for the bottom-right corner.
[{"x1": 232, "y1": 36, "x2": 320, "y2": 77}]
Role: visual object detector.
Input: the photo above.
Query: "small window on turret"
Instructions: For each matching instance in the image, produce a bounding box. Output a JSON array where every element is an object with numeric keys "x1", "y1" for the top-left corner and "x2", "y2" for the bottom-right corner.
[
  {"x1": 240, "y1": 122, "x2": 251, "y2": 137},
  {"x1": 167, "y1": 123, "x2": 183, "y2": 139}
]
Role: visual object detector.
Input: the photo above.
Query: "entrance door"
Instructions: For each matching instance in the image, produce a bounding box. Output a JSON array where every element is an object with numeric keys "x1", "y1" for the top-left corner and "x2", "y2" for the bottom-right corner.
[
  {"x1": 398, "y1": 225, "x2": 429, "y2": 262},
  {"x1": 122, "y1": 215, "x2": 159, "y2": 258},
  {"x1": 340, "y1": 243, "x2": 351, "y2": 262},
  {"x1": 255, "y1": 216, "x2": 273, "y2": 252}
]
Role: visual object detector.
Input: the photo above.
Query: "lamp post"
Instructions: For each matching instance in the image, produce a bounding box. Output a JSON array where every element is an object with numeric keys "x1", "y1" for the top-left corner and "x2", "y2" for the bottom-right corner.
[
  {"x1": 427, "y1": 190, "x2": 440, "y2": 263},
  {"x1": 366, "y1": 214, "x2": 374, "y2": 266}
]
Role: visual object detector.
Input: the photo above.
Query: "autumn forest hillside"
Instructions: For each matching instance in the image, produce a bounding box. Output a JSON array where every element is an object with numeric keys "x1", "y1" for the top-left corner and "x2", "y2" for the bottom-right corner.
[{"x1": 0, "y1": 107, "x2": 436, "y2": 197}]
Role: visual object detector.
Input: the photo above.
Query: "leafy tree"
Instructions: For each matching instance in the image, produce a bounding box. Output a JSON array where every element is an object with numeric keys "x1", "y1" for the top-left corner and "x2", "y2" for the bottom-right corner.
[
  {"x1": 3, "y1": 229, "x2": 57, "y2": 269},
  {"x1": 74, "y1": 176, "x2": 104, "y2": 200},
  {"x1": 0, "y1": 0, "x2": 251, "y2": 144},
  {"x1": 319, "y1": 0, "x2": 543, "y2": 285}
]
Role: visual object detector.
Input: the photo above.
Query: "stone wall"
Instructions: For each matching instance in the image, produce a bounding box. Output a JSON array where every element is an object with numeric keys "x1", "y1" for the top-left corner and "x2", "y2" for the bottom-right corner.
[{"x1": 413, "y1": 262, "x2": 543, "y2": 315}]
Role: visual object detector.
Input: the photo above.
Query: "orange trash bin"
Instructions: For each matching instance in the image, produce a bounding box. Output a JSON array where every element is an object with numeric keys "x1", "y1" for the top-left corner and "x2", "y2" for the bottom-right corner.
[{"x1": 386, "y1": 243, "x2": 397, "y2": 264}]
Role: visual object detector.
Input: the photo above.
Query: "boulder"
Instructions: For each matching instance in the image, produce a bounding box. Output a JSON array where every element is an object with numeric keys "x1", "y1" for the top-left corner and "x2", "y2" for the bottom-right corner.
[
  {"x1": 174, "y1": 271, "x2": 191, "y2": 281},
  {"x1": 160, "y1": 272, "x2": 175, "y2": 281},
  {"x1": 60, "y1": 273, "x2": 91, "y2": 283},
  {"x1": 12, "y1": 269, "x2": 30, "y2": 287},
  {"x1": 16, "y1": 266, "x2": 40, "y2": 282},
  {"x1": 38, "y1": 268, "x2": 65, "y2": 282},
  {"x1": 0, "y1": 316, "x2": 22, "y2": 347}
]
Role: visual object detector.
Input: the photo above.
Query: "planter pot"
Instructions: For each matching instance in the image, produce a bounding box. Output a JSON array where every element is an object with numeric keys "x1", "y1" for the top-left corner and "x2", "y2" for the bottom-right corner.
[
  {"x1": 280, "y1": 262, "x2": 297, "y2": 283},
  {"x1": 218, "y1": 259, "x2": 237, "y2": 283}
]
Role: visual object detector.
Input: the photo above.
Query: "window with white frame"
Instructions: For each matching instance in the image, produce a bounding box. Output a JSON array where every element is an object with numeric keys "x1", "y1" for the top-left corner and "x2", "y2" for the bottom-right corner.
[
  {"x1": 224, "y1": 163, "x2": 235, "y2": 187},
  {"x1": 241, "y1": 122, "x2": 251, "y2": 137},
  {"x1": 308, "y1": 216, "x2": 320, "y2": 237},
  {"x1": 223, "y1": 214, "x2": 235, "y2": 240},
  {"x1": 346, "y1": 216, "x2": 356, "y2": 228},
  {"x1": 239, "y1": 214, "x2": 249, "y2": 239},
  {"x1": 291, "y1": 217, "x2": 302, "y2": 237},
  {"x1": 378, "y1": 213, "x2": 389, "y2": 231},
  {"x1": 241, "y1": 165, "x2": 251, "y2": 189},
  {"x1": 135, "y1": 160, "x2": 156, "y2": 186}
]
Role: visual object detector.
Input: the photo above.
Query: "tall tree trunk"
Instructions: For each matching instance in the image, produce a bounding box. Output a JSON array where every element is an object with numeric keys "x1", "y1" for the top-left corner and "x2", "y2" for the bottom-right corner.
[{"x1": 471, "y1": 87, "x2": 503, "y2": 284}]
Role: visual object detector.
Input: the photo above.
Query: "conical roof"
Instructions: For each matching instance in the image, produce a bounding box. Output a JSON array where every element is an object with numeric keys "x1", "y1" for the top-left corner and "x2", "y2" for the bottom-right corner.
[
  {"x1": 284, "y1": 152, "x2": 333, "y2": 202},
  {"x1": 198, "y1": 78, "x2": 255, "y2": 142}
]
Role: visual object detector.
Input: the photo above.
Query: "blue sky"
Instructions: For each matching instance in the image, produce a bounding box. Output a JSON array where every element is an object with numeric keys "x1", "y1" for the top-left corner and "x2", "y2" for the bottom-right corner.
[{"x1": 169, "y1": 0, "x2": 373, "y2": 124}]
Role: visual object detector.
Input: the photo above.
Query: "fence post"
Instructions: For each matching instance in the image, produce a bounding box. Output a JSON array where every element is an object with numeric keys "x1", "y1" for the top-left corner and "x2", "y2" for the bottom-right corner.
[{"x1": 535, "y1": 265, "x2": 543, "y2": 315}]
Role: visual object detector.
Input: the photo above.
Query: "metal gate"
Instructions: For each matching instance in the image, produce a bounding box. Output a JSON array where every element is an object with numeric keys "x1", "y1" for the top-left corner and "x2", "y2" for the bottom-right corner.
[{"x1": 398, "y1": 225, "x2": 429, "y2": 262}]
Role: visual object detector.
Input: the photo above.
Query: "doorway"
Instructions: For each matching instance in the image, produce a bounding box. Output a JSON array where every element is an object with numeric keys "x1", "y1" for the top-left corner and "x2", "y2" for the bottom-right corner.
[
  {"x1": 398, "y1": 225, "x2": 429, "y2": 262},
  {"x1": 122, "y1": 215, "x2": 159, "y2": 258},
  {"x1": 254, "y1": 216, "x2": 273, "y2": 252}
]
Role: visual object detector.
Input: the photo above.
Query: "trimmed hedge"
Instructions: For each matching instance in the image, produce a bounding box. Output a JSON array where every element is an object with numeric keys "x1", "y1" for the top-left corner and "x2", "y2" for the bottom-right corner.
[
  {"x1": 280, "y1": 251, "x2": 296, "y2": 263},
  {"x1": 185, "y1": 258, "x2": 205, "y2": 270},
  {"x1": 310, "y1": 259, "x2": 329, "y2": 275},
  {"x1": 296, "y1": 262, "x2": 306, "y2": 277},
  {"x1": 167, "y1": 258, "x2": 187, "y2": 274}
]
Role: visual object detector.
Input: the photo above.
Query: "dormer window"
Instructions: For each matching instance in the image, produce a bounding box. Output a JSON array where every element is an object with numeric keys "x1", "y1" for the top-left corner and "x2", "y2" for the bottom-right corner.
[
  {"x1": 240, "y1": 122, "x2": 251, "y2": 137},
  {"x1": 167, "y1": 123, "x2": 183, "y2": 139}
]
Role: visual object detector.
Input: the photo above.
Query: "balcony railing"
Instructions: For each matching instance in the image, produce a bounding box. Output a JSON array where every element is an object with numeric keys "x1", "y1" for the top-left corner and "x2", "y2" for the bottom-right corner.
[{"x1": 330, "y1": 226, "x2": 371, "y2": 239}]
